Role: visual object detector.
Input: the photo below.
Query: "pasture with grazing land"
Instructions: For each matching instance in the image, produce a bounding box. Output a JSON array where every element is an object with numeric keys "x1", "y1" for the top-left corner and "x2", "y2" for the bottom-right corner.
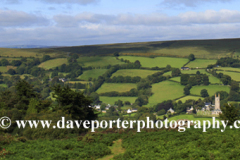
[
  {"x1": 100, "y1": 96, "x2": 137, "y2": 105},
  {"x1": 177, "y1": 96, "x2": 202, "y2": 103},
  {"x1": 111, "y1": 69, "x2": 158, "y2": 78},
  {"x1": 147, "y1": 81, "x2": 185, "y2": 107},
  {"x1": 216, "y1": 70, "x2": 240, "y2": 81},
  {"x1": 119, "y1": 56, "x2": 188, "y2": 68},
  {"x1": 96, "y1": 83, "x2": 137, "y2": 94},
  {"x1": 190, "y1": 85, "x2": 230, "y2": 96},
  {"x1": 38, "y1": 58, "x2": 68, "y2": 69},
  {"x1": 78, "y1": 69, "x2": 108, "y2": 80},
  {"x1": 77, "y1": 56, "x2": 125, "y2": 67},
  {"x1": 186, "y1": 59, "x2": 217, "y2": 68},
  {"x1": 215, "y1": 67, "x2": 240, "y2": 72},
  {"x1": 181, "y1": 69, "x2": 211, "y2": 75},
  {"x1": 170, "y1": 77, "x2": 181, "y2": 82}
]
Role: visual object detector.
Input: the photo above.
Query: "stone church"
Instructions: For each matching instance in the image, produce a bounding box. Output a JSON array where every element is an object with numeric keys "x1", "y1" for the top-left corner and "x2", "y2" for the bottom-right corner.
[{"x1": 197, "y1": 93, "x2": 222, "y2": 116}]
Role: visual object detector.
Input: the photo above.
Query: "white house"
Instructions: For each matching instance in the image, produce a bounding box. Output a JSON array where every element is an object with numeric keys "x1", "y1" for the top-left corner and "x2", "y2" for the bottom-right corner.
[
  {"x1": 127, "y1": 109, "x2": 132, "y2": 114},
  {"x1": 95, "y1": 105, "x2": 101, "y2": 110},
  {"x1": 132, "y1": 108, "x2": 138, "y2": 112},
  {"x1": 167, "y1": 108, "x2": 175, "y2": 114}
]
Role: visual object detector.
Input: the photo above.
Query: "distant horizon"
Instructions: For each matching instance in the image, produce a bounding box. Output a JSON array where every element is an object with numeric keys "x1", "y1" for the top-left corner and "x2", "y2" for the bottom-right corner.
[{"x1": 2, "y1": 37, "x2": 240, "y2": 48}]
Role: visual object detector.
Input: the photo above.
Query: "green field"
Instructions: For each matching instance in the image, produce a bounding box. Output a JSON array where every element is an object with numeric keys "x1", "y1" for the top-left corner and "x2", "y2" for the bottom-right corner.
[
  {"x1": 77, "y1": 56, "x2": 125, "y2": 67},
  {"x1": 111, "y1": 69, "x2": 158, "y2": 78},
  {"x1": 0, "y1": 66, "x2": 8, "y2": 72},
  {"x1": 100, "y1": 96, "x2": 137, "y2": 105},
  {"x1": 163, "y1": 71, "x2": 172, "y2": 76},
  {"x1": 38, "y1": 58, "x2": 68, "y2": 69},
  {"x1": 215, "y1": 67, "x2": 240, "y2": 72},
  {"x1": 170, "y1": 76, "x2": 181, "y2": 82},
  {"x1": 209, "y1": 76, "x2": 222, "y2": 84},
  {"x1": 168, "y1": 115, "x2": 218, "y2": 124},
  {"x1": 216, "y1": 70, "x2": 240, "y2": 81},
  {"x1": 177, "y1": 96, "x2": 202, "y2": 103},
  {"x1": 0, "y1": 84, "x2": 7, "y2": 87},
  {"x1": 186, "y1": 59, "x2": 217, "y2": 68},
  {"x1": 97, "y1": 83, "x2": 137, "y2": 94},
  {"x1": 147, "y1": 81, "x2": 185, "y2": 107},
  {"x1": 119, "y1": 56, "x2": 188, "y2": 68},
  {"x1": 78, "y1": 69, "x2": 108, "y2": 80},
  {"x1": 0, "y1": 48, "x2": 38, "y2": 57},
  {"x1": 190, "y1": 85, "x2": 230, "y2": 96},
  {"x1": 181, "y1": 69, "x2": 211, "y2": 75}
]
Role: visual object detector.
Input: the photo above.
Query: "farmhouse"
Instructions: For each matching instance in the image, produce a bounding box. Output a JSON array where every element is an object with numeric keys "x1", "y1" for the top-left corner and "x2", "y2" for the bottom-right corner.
[
  {"x1": 167, "y1": 108, "x2": 175, "y2": 114},
  {"x1": 127, "y1": 109, "x2": 132, "y2": 114},
  {"x1": 181, "y1": 67, "x2": 190, "y2": 70},
  {"x1": 186, "y1": 106, "x2": 194, "y2": 114}
]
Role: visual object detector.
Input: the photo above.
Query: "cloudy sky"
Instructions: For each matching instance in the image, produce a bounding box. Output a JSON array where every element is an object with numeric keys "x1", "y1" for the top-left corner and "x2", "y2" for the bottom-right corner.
[{"x1": 0, "y1": 0, "x2": 240, "y2": 47}]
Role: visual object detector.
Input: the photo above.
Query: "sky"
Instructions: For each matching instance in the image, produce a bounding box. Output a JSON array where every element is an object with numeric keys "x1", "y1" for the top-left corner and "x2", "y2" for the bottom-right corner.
[{"x1": 0, "y1": 0, "x2": 240, "y2": 47}]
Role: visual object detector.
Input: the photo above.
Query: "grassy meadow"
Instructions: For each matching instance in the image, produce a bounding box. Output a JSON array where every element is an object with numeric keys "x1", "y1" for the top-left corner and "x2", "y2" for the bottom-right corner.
[
  {"x1": 96, "y1": 83, "x2": 137, "y2": 94},
  {"x1": 216, "y1": 70, "x2": 240, "y2": 81},
  {"x1": 190, "y1": 85, "x2": 230, "y2": 96},
  {"x1": 216, "y1": 67, "x2": 240, "y2": 72},
  {"x1": 119, "y1": 56, "x2": 188, "y2": 68},
  {"x1": 181, "y1": 69, "x2": 211, "y2": 75},
  {"x1": 38, "y1": 58, "x2": 68, "y2": 69},
  {"x1": 78, "y1": 69, "x2": 108, "y2": 80},
  {"x1": 77, "y1": 56, "x2": 125, "y2": 67},
  {"x1": 177, "y1": 95, "x2": 202, "y2": 103},
  {"x1": 147, "y1": 81, "x2": 185, "y2": 107},
  {"x1": 111, "y1": 69, "x2": 158, "y2": 78},
  {"x1": 0, "y1": 48, "x2": 38, "y2": 57},
  {"x1": 100, "y1": 96, "x2": 137, "y2": 105},
  {"x1": 186, "y1": 59, "x2": 217, "y2": 68}
]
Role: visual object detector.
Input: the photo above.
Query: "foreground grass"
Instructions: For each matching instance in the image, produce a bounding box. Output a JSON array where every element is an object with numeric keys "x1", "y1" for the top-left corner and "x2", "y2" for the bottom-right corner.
[
  {"x1": 119, "y1": 56, "x2": 188, "y2": 68},
  {"x1": 147, "y1": 81, "x2": 185, "y2": 107},
  {"x1": 111, "y1": 69, "x2": 158, "y2": 78},
  {"x1": 100, "y1": 96, "x2": 137, "y2": 105},
  {"x1": 79, "y1": 69, "x2": 108, "y2": 80},
  {"x1": 38, "y1": 58, "x2": 68, "y2": 69},
  {"x1": 190, "y1": 85, "x2": 230, "y2": 96},
  {"x1": 97, "y1": 83, "x2": 137, "y2": 94}
]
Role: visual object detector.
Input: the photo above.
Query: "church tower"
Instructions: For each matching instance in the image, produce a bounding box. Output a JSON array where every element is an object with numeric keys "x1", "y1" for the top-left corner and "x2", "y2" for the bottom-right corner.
[{"x1": 215, "y1": 93, "x2": 220, "y2": 110}]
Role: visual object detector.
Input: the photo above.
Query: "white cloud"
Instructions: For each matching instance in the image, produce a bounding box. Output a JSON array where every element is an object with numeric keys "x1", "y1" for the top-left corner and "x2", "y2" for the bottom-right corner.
[
  {"x1": 161, "y1": 0, "x2": 233, "y2": 7},
  {"x1": 0, "y1": 10, "x2": 50, "y2": 27},
  {"x1": 36, "y1": 0, "x2": 99, "y2": 5},
  {"x1": 53, "y1": 10, "x2": 240, "y2": 27}
]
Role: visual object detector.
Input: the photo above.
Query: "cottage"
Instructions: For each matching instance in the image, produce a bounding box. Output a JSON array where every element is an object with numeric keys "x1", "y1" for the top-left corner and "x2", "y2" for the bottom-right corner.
[
  {"x1": 167, "y1": 108, "x2": 175, "y2": 114},
  {"x1": 127, "y1": 109, "x2": 132, "y2": 114},
  {"x1": 181, "y1": 67, "x2": 190, "y2": 70},
  {"x1": 132, "y1": 108, "x2": 138, "y2": 112}
]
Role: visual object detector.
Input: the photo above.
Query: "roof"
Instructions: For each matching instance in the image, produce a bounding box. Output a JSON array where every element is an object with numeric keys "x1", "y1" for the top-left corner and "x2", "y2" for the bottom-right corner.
[{"x1": 205, "y1": 102, "x2": 211, "y2": 105}]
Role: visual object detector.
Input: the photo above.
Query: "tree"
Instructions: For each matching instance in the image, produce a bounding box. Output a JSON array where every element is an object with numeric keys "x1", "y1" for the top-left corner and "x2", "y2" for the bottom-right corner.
[
  {"x1": 171, "y1": 68, "x2": 181, "y2": 77},
  {"x1": 1, "y1": 59, "x2": 9, "y2": 66},
  {"x1": 184, "y1": 85, "x2": 191, "y2": 95},
  {"x1": 202, "y1": 75, "x2": 210, "y2": 85},
  {"x1": 219, "y1": 103, "x2": 240, "y2": 125},
  {"x1": 196, "y1": 71, "x2": 200, "y2": 75},
  {"x1": 7, "y1": 69, "x2": 16, "y2": 75},
  {"x1": 231, "y1": 81, "x2": 239, "y2": 92},
  {"x1": 114, "y1": 52, "x2": 119, "y2": 57},
  {"x1": 42, "y1": 55, "x2": 51, "y2": 62},
  {"x1": 181, "y1": 74, "x2": 190, "y2": 85},
  {"x1": 201, "y1": 89, "x2": 209, "y2": 97},
  {"x1": 157, "y1": 109, "x2": 165, "y2": 116},
  {"x1": 188, "y1": 54, "x2": 195, "y2": 61},
  {"x1": 100, "y1": 103, "x2": 106, "y2": 110},
  {"x1": 115, "y1": 100, "x2": 123, "y2": 107},
  {"x1": 52, "y1": 85, "x2": 97, "y2": 120}
]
